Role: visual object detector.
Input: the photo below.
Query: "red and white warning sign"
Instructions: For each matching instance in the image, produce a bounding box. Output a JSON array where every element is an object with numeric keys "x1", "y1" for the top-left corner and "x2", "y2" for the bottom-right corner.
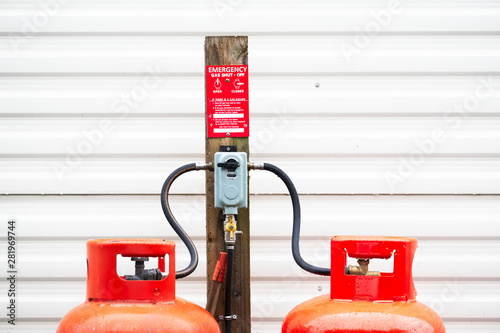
[{"x1": 206, "y1": 65, "x2": 249, "y2": 138}]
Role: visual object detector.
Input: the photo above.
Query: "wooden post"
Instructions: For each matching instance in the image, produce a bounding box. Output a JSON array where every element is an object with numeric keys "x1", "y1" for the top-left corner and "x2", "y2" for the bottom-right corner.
[{"x1": 205, "y1": 36, "x2": 250, "y2": 333}]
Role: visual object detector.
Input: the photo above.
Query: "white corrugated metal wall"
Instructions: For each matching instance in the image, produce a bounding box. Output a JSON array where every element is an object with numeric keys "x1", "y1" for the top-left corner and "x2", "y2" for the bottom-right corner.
[{"x1": 1, "y1": 1, "x2": 500, "y2": 332}]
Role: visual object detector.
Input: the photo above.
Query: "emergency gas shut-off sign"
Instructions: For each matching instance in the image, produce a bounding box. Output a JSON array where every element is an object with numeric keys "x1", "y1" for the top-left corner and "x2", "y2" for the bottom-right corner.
[{"x1": 206, "y1": 65, "x2": 249, "y2": 138}]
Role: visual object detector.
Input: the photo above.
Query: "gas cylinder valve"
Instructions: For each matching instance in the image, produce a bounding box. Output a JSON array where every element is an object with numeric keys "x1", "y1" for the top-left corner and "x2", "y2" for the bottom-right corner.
[
  {"x1": 345, "y1": 258, "x2": 381, "y2": 276},
  {"x1": 124, "y1": 257, "x2": 164, "y2": 281}
]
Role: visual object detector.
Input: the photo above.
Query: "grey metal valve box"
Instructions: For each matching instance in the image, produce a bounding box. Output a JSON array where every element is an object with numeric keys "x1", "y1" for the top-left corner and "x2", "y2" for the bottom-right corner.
[{"x1": 214, "y1": 152, "x2": 248, "y2": 215}]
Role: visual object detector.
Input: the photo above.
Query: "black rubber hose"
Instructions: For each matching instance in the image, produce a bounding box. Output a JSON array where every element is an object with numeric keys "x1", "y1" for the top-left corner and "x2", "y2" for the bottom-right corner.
[
  {"x1": 263, "y1": 163, "x2": 330, "y2": 276},
  {"x1": 160, "y1": 163, "x2": 199, "y2": 279},
  {"x1": 225, "y1": 246, "x2": 234, "y2": 333}
]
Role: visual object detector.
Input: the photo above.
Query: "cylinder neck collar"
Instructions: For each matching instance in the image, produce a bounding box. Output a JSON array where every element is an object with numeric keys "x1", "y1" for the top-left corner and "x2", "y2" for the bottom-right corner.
[
  {"x1": 330, "y1": 236, "x2": 417, "y2": 302},
  {"x1": 86, "y1": 239, "x2": 175, "y2": 303}
]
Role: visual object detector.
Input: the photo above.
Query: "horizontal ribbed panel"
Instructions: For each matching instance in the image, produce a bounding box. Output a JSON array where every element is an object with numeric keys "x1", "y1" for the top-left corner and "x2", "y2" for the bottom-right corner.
[
  {"x1": 1, "y1": 37, "x2": 500, "y2": 74},
  {"x1": 2, "y1": 157, "x2": 500, "y2": 195},
  {"x1": 1, "y1": 195, "x2": 499, "y2": 238},
  {"x1": 0, "y1": 280, "x2": 498, "y2": 321},
  {"x1": 1, "y1": 2, "x2": 500, "y2": 34},
  {"x1": 1, "y1": 239, "x2": 497, "y2": 279},
  {"x1": 0, "y1": 117, "x2": 498, "y2": 155},
  {"x1": 1, "y1": 77, "x2": 499, "y2": 115},
  {"x1": 1, "y1": 195, "x2": 499, "y2": 279}
]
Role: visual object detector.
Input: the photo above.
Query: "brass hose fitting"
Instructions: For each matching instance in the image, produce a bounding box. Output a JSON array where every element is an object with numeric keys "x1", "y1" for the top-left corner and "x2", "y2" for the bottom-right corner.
[{"x1": 346, "y1": 259, "x2": 381, "y2": 276}]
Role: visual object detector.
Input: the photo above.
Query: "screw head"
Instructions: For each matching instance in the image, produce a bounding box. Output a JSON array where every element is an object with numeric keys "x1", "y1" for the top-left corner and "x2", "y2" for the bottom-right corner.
[
  {"x1": 315, "y1": 82, "x2": 320, "y2": 88},
  {"x1": 226, "y1": 79, "x2": 230, "y2": 83},
  {"x1": 226, "y1": 132, "x2": 230, "y2": 137}
]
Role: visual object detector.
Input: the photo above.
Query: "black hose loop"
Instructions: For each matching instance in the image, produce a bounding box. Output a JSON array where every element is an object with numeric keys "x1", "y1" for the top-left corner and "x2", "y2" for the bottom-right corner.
[
  {"x1": 160, "y1": 163, "x2": 199, "y2": 279},
  {"x1": 263, "y1": 163, "x2": 330, "y2": 276}
]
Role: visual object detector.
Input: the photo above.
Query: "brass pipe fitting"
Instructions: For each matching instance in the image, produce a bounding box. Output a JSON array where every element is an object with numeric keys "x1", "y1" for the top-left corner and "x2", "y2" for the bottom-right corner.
[{"x1": 346, "y1": 259, "x2": 381, "y2": 276}]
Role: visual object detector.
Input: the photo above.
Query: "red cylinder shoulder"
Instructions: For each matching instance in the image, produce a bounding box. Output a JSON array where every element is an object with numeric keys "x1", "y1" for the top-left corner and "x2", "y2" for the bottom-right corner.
[
  {"x1": 282, "y1": 295, "x2": 445, "y2": 333},
  {"x1": 57, "y1": 297, "x2": 220, "y2": 333}
]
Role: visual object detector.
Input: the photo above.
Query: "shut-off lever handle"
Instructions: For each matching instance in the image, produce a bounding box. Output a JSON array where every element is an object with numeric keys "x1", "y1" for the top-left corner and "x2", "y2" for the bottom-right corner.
[{"x1": 217, "y1": 159, "x2": 240, "y2": 171}]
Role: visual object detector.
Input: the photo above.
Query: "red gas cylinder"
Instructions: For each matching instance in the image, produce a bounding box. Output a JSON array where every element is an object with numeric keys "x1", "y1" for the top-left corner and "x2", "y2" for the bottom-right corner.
[
  {"x1": 57, "y1": 239, "x2": 220, "y2": 333},
  {"x1": 282, "y1": 236, "x2": 445, "y2": 333}
]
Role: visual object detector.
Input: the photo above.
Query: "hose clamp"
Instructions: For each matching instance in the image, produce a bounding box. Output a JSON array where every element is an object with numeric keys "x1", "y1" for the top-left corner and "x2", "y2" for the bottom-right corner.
[
  {"x1": 195, "y1": 162, "x2": 212, "y2": 170},
  {"x1": 249, "y1": 162, "x2": 264, "y2": 170}
]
